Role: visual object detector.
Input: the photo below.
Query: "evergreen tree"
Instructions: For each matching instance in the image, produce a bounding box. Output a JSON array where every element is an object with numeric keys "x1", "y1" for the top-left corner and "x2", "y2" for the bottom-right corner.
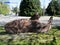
[
  {"x1": 46, "y1": 0, "x2": 60, "y2": 16},
  {"x1": 19, "y1": 0, "x2": 42, "y2": 16}
]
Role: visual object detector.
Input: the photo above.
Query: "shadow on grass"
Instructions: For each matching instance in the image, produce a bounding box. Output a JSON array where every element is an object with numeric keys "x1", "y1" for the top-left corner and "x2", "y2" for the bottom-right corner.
[
  {"x1": 52, "y1": 26, "x2": 60, "y2": 30},
  {"x1": 55, "y1": 26, "x2": 60, "y2": 30},
  {"x1": 0, "y1": 31, "x2": 8, "y2": 35},
  {"x1": 0, "y1": 31, "x2": 15, "y2": 35}
]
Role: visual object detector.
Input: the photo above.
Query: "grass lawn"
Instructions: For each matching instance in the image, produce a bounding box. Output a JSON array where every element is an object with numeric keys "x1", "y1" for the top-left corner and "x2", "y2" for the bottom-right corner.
[{"x1": 0, "y1": 26, "x2": 60, "y2": 45}]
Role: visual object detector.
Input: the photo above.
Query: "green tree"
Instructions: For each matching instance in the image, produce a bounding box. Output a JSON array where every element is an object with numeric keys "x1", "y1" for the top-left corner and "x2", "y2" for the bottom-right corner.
[
  {"x1": 46, "y1": 0, "x2": 60, "y2": 16},
  {"x1": 0, "y1": 2, "x2": 10, "y2": 15},
  {"x1": 12, "y1": 7, "x2": 19, "y2": 15},
  {"x1": 19, "y1": 0, "x2": 42, "y2": 16}
]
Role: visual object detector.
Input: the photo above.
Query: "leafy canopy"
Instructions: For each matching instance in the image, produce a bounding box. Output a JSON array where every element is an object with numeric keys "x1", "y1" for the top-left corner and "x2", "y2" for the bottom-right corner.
[
  {"x1": 0, "y1": 2, "x2": 10, "y2": 15},
  {"x1": 46, "y1": 0, "x2": 60, "y2": 16},
  {"x1": 19, "y1": 0, "x2": 42, "y2": 16}
]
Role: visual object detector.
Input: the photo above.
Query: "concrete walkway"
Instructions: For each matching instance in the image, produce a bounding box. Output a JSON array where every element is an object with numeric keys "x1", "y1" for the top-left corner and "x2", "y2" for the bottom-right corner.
[{"x1": 0, "y1": 16, "x2": 60, "y2": 26}]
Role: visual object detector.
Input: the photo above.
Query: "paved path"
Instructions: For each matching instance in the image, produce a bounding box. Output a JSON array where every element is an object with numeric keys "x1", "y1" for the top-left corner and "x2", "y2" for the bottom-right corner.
[{"x1": 0, "y1": 16, "x2": 60, "y2": 26}]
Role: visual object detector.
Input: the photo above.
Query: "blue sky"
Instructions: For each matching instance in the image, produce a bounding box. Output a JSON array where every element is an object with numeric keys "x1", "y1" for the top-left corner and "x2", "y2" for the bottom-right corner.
[
  {"x1": 9, "y1": 0, "x2": 21, "y2": 8},
  {"x1": 1, "y1": 0, "x2": 51, "y2": 9},
  {"x1": 40, "y1": 0, "x2": 51, "y2": 8}
]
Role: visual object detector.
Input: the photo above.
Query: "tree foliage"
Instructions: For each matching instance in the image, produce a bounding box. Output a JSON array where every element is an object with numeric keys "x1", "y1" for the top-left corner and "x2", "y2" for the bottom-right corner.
[
  {"x1": 46, "y1": 0, "x2": 60, "y2": 16},
  {"x1": 12, "y1": 7, "x2": 19, "y2": 15},
  {"x1": 0, "y1": 2, "x2": 10, "y2": 15},
  {"x1": 19, "y1": 0, "x2": 42, "y2": 16}
]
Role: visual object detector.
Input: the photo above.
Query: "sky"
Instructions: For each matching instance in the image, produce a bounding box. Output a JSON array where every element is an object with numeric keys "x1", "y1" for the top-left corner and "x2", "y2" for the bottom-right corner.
[
  {"x1": 0, "y1": 0, "x2": 51, "y2": 9},
  {"x1": 40, "y1": 0, "x2": 51, "y2": 8},
  {"x1": 9, "y1": 0, "x2": 21, "y2": 8}
]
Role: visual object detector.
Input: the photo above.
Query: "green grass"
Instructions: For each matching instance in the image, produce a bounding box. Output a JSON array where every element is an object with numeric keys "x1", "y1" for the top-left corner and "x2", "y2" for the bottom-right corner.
[
  {"x1": 0, "y1": 26, "x2": 60, "y2": 45},
  {"x1": 0, "y1": 26, "x2": 4, "y2": 30}
]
